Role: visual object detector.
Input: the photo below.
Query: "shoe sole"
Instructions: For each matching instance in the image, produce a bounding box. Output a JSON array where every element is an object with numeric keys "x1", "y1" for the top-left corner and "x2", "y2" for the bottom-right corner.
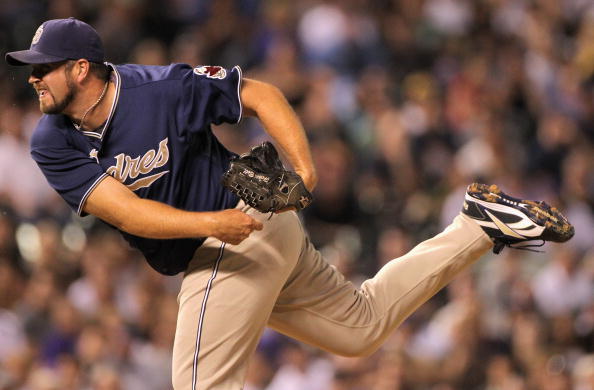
[{"x1": 467, "y1": 183, "x2": 575, "y2": 243}]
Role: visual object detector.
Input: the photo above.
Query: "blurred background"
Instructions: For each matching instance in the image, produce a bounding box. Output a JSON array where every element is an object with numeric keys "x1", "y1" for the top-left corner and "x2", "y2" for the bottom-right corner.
[{"x1": 1, "y1": 0, "x2": 594, "y2": 389}]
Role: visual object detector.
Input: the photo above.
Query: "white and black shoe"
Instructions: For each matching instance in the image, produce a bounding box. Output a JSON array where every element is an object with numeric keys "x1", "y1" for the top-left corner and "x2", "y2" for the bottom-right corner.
[{"x1": 462, "y1": 183, "x2": 575, "y2": 254}]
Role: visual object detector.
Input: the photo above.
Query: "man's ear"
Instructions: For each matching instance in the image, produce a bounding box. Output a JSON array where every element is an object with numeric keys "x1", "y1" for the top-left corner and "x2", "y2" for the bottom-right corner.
[{"x1": 73, "y1": 59, "x2": 91, "y2": 82}]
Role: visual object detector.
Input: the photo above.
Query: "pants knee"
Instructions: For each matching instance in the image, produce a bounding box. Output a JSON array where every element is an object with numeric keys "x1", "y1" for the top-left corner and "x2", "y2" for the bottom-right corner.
[{"x1": 325, "y1": 335, "x2": 383, "y2": 357}]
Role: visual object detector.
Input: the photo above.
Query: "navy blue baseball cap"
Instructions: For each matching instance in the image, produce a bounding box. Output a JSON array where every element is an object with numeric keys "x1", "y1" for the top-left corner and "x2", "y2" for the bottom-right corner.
[{"x1": 5, "y1": 17, "x2": 104, "y2": 66}]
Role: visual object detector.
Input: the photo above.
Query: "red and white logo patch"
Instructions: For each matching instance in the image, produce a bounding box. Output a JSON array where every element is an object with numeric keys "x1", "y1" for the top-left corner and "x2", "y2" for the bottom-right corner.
[{"x1": 193, "y1": 65, "x2": 227, "y2": 80}]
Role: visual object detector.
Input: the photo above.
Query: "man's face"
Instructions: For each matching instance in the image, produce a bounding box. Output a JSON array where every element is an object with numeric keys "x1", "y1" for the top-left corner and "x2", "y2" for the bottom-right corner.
[{"x1": 28, "y1": 61, "x2": 78, "y2": 114}]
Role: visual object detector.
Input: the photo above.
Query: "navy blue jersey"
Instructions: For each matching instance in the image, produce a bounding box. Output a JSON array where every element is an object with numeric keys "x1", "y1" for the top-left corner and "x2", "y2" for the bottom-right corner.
[{"x1": 30, "y1": 63, "x2": 241, "y2": 275}]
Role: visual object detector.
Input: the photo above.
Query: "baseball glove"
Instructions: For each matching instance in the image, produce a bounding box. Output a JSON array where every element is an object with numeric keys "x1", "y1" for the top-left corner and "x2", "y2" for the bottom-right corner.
[{"x1": 222, "y1": 142, "x2": 313, "y2": 213}]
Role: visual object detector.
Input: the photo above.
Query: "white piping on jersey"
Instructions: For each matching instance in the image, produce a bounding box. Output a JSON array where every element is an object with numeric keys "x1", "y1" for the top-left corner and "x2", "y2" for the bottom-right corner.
[
  {"x1": 192, "y1": 242, "x2": 226, "y2": 390},
  {"x1": 77, "y1": 173, "x2": 109, "y2": 216},
  {"x1": 234, "y1": 65, "x2": 243, "y2": 124},
  {"x1": 79, "y1": 62, "x2": 121, "y2": 140}
]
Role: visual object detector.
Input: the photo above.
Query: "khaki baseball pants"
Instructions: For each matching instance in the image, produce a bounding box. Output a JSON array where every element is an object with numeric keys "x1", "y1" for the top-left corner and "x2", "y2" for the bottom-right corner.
[{"x1": 171, "y1": 201, "x2": 492, "y2": 389}]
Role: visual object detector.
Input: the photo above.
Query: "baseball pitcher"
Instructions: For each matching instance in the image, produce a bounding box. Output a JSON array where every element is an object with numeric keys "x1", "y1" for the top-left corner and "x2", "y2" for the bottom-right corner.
[{"x1": 6, "y1": 18, "x2": 574, "y2": 389}]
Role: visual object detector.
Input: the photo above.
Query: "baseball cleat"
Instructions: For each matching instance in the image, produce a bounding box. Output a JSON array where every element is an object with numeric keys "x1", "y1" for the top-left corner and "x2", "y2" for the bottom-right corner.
[{"x1": 462, "y1": 183, "x2": 574, "y2": 254}]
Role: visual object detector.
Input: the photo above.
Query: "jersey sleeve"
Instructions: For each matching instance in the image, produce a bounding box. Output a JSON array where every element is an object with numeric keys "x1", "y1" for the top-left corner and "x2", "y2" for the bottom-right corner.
[
  {"x1": 30, "y1": 124, "x2": 107, "y2": 216},
  {"x1": 177, "y1": 65, "x2": 243, "y2": 135}
]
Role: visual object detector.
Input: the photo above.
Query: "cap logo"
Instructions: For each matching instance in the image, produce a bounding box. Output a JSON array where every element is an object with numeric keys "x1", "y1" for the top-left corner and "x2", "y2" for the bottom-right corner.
[{"x1": 31, "y1": 25, "x2": 44, "y2": 45}]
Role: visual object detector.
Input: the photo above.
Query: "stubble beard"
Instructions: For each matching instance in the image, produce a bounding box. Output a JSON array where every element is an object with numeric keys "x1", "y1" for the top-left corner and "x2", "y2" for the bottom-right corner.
[{"x1": 40, "y1": 75, "x2": 78, "y2": 115}]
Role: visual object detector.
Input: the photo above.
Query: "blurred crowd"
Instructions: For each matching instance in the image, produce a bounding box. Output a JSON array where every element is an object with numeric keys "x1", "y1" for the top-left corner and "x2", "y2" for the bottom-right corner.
[{"x1": 0, "y1": 0, "x2": 594, "y2": 389}]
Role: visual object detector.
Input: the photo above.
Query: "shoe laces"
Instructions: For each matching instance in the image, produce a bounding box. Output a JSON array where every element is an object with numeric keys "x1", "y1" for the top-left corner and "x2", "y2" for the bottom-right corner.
[{"x1": 493, "y1": 240, "x2": 545, "y2": 254}]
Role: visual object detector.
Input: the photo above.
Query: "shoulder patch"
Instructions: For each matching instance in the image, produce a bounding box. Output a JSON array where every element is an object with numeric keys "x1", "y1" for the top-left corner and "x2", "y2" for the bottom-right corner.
[{"x1": 193, "y1": 65, "x2": 227, "y2": 80}]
